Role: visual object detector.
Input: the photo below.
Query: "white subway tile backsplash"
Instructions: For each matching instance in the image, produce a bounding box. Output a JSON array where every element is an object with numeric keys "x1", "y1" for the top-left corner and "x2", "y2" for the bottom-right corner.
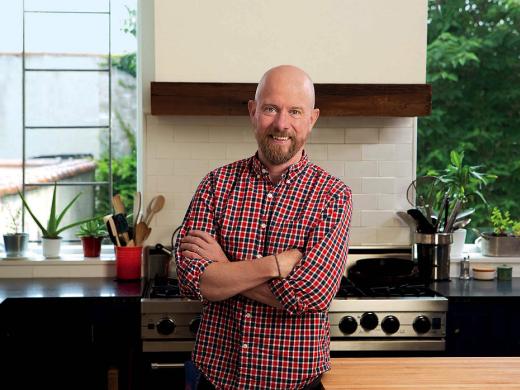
[
  {"x1": 361, "y1": 211, "x2": 398, "y2": 227},
  {"x1": 378, "y1": 161, "x2": 412, "y2": 177},
  {"x1": 314, "y1": 160, "x2": 345, "y2": 178},
  {"x1": 173, "y1": 126, "x2": 210, "y2": 143},
  {"x1": 306, "y1": 144, "x2": 328, "y2": 160},
  {"x1": 362, "y1": 177, "x2": 395, "y2": 194},
  {"x1": 352, "y1": 194, "x2": 378, "y2": 209},
  {"x1": 309, "y1": 127, "x2": 344, "y2": 143},
  {"x1": 379, "y1": 127, "x2": 413, "y2": 143},
  {"x1": 346, "y1": 161, "x2": 378, "y2": 177},
  {"x1": 362, "y1": 144, "x2": 396, "y2": 161},
  {"x1": 345, "y1": 128, "x2": 379, "y2": 144},
  {"x1": 328, "y1": 144, "x2": 362, "y2": 160},
  {"x1": 144, "y1": 114, "x2": 417, "y2": 247}
]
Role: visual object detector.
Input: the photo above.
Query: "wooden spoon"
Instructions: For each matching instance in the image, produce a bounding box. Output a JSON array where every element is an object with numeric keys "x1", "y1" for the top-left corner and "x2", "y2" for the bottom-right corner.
[
  {"x1": 132, "y1": 191, "x2": 141, "y2": 230},
  {"x1": 144, "y1": 195, "x2": 166, "y2": 226},
  {"x1": 134, "y1": 221, "x2": 150, "y2": 246}
]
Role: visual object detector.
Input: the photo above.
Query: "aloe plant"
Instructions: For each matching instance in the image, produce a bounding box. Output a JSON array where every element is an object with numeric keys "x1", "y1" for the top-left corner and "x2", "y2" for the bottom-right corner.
[{"x1": 18, "y1": 183, "x2": 97, "y2": 239}]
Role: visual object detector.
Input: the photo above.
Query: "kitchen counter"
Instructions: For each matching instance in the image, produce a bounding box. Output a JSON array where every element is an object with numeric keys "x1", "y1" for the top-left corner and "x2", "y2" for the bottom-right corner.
[
  {"x1": 322, "y1": 357, "x2": 520, "y2": 389},
  {"x1": 432, "y1": 277, "x2": 520, "y2": 298},
  {"x1": 0, "y1": 277, "x2": 143, "y2": 304}
]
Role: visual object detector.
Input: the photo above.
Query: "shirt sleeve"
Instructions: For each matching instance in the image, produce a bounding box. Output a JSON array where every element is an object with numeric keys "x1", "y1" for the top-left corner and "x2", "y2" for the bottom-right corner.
[
  {"x1": 174, "y1": 173, "x2": 216, "y2": 301},
  {"x1": 269, "y1": 185, "x2": 352, "y2": 315}
]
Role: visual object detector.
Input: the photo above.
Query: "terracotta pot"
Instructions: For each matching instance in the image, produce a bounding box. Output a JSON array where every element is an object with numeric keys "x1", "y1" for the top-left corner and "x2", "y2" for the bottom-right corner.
[{"x1": 81, "y1": 236, "x2": 103, "y2": 258}]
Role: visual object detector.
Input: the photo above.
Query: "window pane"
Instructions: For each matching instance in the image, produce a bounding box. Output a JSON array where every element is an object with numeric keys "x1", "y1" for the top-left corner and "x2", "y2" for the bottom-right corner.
[
  {"x1": 26, "y1": 128, "x2": 109, "y2": 161},
  {"x1": 24, "y1": 0, "x2": 109, "y2": 13},
  {"x1": 25, "y1": 13, "x2": 109, "y2": 70},
  {"x1": 25, "y1": 71, "x2": 109, "y2": 127}
]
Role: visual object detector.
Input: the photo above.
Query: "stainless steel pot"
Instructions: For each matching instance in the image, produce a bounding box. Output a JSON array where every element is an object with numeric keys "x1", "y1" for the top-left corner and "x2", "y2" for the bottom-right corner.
[
  {"x1": 478, "y1": 233, "x2": 520, "y2": 257},
  {"x1": 143, "y1": 226, "x2": 181, "y2": 279},
  {"x1": 414, "y1": 233, "x2": 453, "y2": 282}
]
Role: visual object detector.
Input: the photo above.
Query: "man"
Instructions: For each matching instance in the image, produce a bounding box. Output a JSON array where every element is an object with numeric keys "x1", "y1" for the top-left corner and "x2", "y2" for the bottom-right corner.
[{"x1": 175, "y1": 65, "x2": 352, "y2": 390}]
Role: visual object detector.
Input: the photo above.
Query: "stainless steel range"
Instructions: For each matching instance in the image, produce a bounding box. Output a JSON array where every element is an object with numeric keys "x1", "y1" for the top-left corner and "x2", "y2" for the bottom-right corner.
[{"x1": 141, "y1": 246, "x2": 447, "y2": 355}]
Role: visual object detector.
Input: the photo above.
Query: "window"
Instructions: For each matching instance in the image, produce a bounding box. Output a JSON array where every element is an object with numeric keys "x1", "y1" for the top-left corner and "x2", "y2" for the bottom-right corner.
[
  {"x1": 418, "y1": 0, "x2": 520, "y2": 243},
  {"x1": 0, "y1": 0, "x2": 137, "y2": 245}
]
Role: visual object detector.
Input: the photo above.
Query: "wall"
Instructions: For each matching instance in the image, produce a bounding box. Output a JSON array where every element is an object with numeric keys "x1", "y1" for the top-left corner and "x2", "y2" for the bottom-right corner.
[
  {"x1": 153, "y1": 0, "x2": 427, "y2": 83},
  {"x1": 141, "y1": 0, "x2": 427, "y2": 247}
]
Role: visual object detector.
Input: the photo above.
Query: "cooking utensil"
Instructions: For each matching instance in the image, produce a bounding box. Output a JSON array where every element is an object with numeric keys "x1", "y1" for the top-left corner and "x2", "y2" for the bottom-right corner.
[
  {"x1": 453, "y1": 218, "x2": 471, "y2": 230},
  {"x1": 406, "y1": 176, "x2": 439, "y2": 224},
  {"x1": 103, "y1": 215, "x2": 121, "y2": 247},
  {"x1": 132, "y1": 192, "x2": 141, "y2": 230},
  {"x1": 347, "y1": 258, "x2": 417, "y2": 287},
  {"x1": 407, "y1": 209, "x2": 436, "y2": 234},
  {"x1": 444, "y1": 199, "x2": 463, "y2": 233},
  {"x1": 396, "y1": 211, "x2": 418, "y2": 230},
  {"x1": 454, "y1": 208, "x2": 475, "y2": 223},
  {"x1": 144, "y1": 195, "x2": 166, "y2": 226},
  {"x1": 135, "y1": 221, "x2": 151, "y2": 246},
  {"x1": 112, "y1": 194, "x2": 130, "y2": 243}
]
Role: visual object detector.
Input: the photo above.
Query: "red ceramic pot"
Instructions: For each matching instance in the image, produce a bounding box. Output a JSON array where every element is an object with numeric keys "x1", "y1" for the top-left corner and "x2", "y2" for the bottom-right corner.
[{"x1": 81, "y1": 236, "x2": 103, "y2": 257}]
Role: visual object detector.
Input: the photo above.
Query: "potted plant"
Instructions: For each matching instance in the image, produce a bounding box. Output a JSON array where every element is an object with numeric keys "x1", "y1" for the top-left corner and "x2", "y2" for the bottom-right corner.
[
  {"x1": 2, "y1": 204, "x2": 29, "y2": 258},
  {"x1": 476, "y1": 207, "x2": 520, "y2": 257},
  {"x1": 18, "y1": 183, "x2": 96, "y2": 258},
  {"x1": 76, "y1": 219, "x2": 107, "y2": 258}
]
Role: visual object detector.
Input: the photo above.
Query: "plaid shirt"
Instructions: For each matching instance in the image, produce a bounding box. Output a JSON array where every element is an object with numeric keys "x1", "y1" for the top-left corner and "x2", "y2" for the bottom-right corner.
[{"x1": 175, "y1": 152, "x2": 352, "y2": 390}]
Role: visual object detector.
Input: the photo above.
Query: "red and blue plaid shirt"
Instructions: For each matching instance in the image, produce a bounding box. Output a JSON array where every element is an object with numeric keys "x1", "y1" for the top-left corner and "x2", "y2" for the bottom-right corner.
[{"x1": 175, "y1": 152, "x2": 352, "y2": 390}]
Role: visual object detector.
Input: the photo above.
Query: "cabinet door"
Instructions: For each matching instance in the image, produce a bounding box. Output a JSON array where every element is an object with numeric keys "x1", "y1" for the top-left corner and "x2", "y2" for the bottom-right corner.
[{"x1": 447, "y1": 299, "x2": 520, "y2": 356}]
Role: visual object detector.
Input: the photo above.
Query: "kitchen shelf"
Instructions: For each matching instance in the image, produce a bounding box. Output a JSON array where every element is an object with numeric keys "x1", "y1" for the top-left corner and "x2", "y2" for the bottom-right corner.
[{"x1": 151, "y1": 82, "x2": 431, "y2": 117}]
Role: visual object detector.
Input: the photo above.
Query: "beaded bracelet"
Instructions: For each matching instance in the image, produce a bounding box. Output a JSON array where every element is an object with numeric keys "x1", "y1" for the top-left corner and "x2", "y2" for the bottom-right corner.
[{"x1": 274, "y1": 253, "x2": 282, "y2": 279}]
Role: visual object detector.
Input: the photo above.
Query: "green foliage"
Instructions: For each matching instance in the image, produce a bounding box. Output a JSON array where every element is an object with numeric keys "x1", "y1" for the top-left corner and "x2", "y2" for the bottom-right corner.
[
  {"x1": 427, "y1": 150, "x2": 496, "y2": 209},
  {"x1": 490, "y1": 207, "x2": 513, "y2": 235},
  {"x1": 76, "y1": 218, "x2": 107, "y2": 238},
  {"x1": 18, "y1": 183, "x2": 96, "y2": 239},
  {"x1": 418, "y1": 0, "x2": 520, "y2": 233}
]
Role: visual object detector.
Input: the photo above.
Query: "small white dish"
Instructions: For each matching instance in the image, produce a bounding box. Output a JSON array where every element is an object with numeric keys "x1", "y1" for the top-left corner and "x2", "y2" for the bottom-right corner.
[{"x1": 472, "y1": 266, "x2": 496, "y2": 280}]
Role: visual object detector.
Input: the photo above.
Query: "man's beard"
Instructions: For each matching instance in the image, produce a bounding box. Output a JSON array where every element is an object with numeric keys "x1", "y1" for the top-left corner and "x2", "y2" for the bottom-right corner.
[{"x1": 257, "y1": 131, "x2": 306, "y2": 165}]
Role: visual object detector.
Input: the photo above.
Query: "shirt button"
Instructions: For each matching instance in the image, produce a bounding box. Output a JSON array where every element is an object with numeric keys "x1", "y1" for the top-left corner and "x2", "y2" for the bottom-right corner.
[
  {"x1": 242, "y1": 343, "x2": 248, "y2": 349},
  {"x1": 245, "y1": 313, "x2": 252, "y2": 319},
  {"x1": 286, "y1": 179, "x2": 291, "y2": 184},
  {"x1": 260, "y1": 223, "x2": 267, "y2": 229},
  {"x1": 267, "y1": 193, "x2": 273, "y2": 199},
  {"x1": 256, "y1": 254, "x2": 262, "y2": 259},
  {"x1": 261, "y1": 169, "x2": 268, "y2": 174},
  {"x1": 256, "y1": 174, "x2": 260, "y2": 179}
]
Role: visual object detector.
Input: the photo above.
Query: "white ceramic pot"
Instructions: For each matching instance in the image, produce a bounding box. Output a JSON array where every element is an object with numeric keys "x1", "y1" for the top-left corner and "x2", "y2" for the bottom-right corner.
[
  {"x1": 42, "y1": 237, "x2": 62, "y2": 258},
  {"x1": 450, "y1": 228, "x2": 467, "y2": 259}
]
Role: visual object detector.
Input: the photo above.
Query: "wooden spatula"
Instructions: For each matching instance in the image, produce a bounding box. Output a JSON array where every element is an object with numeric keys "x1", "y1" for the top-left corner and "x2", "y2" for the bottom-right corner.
[{"x1": 134, "y1": 221, "x2": 150, "y2": 246}]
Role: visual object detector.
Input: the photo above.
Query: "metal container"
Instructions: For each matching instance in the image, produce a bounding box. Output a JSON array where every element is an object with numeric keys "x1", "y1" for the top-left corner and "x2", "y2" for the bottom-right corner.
[
  {"x1": 479, "y1": 234, "x2": 520, "y2": 257},
  {"x1": 143, "y1": 245, "x2": 173, "y2": 280},
  {"x1": 3, "y1": 233, "x2": 29, "y2": 258},
  {"x1": 414, "y1": 233, "x2": 453, "y2": 282}
]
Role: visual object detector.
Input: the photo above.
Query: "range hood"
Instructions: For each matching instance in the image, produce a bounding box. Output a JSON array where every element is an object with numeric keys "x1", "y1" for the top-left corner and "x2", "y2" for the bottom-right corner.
[{"x1": 151, "y1": 82, "x2": 431, "y2": 117}]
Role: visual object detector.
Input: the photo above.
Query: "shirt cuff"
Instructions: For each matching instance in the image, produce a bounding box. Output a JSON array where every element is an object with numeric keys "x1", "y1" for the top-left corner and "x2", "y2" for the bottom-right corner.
[
  {"x1": 269, "y1": 277, "x2": 304, "y2": 315},
  {"x1": 179, "y1": 257, "x2": 214, "y2": 302}
]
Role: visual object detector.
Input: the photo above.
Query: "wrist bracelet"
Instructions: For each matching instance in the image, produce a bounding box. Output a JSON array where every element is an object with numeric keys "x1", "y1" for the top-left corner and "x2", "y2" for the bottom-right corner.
[{"x1": 274, "y1": 253, "x2": 282, "y2": 279}]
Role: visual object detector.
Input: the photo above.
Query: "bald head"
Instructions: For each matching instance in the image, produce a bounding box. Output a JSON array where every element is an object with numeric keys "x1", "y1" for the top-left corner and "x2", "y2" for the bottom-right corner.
[{"x1": 255, "y1": 65, "x2": 316, "y2": 109}]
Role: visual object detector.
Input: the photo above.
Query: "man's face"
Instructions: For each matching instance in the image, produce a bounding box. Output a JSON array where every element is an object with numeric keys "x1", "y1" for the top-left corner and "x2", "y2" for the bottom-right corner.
[{"x1": 248, "y1": 72, "x2": 319, "y2": 166}]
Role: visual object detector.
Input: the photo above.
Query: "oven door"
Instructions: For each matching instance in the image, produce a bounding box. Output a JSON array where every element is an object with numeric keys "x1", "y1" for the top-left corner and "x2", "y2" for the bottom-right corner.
[{"x1": 141, "y1": 351, "x2": 192, "y2": 389}]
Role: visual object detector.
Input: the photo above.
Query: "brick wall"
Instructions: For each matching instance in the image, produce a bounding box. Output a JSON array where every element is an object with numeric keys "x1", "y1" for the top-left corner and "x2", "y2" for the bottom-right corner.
[{"x1": 144, "y1": 115, "x2": 415, "y2": 247}]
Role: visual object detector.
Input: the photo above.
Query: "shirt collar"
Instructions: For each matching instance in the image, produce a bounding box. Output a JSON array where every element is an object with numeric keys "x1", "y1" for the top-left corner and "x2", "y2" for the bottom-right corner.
[{"x1": 250, "y1": 150, "x2": 309, "y2": 179}]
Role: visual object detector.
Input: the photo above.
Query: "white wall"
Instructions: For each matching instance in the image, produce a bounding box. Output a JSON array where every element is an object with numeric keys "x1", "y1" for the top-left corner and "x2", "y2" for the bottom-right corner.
[{"x1": 153, "y1": 0, "x2": 427, "y2": 83}]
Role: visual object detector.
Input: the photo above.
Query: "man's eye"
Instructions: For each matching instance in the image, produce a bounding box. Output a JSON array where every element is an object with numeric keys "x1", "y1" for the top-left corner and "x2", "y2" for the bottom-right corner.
[
  {"x1": 263, "y1": 106, "x2": 277, "y2": 114},
  {"x1": 289, "y1": 110, "x2": 302, "y2": 117}
]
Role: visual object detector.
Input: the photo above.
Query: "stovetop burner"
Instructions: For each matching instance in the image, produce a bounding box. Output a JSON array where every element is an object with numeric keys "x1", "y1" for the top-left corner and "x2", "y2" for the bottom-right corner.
[
  {"x1": 148, "y1": 277, "x2": 182, "y2": 298},
  {"x1": 335, "y1": 277, "x2": 438, "y2": 298}
]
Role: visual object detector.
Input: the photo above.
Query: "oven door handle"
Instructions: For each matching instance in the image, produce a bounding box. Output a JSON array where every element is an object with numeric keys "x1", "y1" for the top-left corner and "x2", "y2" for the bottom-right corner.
[{"x1": 151, "y1": 362, "x2": 185, "y2": 370}]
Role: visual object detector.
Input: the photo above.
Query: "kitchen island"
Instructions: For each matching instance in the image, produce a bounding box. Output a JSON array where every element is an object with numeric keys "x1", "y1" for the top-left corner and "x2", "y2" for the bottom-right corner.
[{"x1": 322, "y1": 357, "x2": 520, "y2": 389}]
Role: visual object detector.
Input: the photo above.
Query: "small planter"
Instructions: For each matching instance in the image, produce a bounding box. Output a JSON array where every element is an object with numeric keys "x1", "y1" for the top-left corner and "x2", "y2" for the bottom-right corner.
[
  {"x1": 3, "y1": 233, "x2": 29, "y2": 258},
  {"x1": 42, "y1": 237, "x2": 62, "y2": 258},
  {"x1": 478, "y1": 233, "x2": 520, "y2": 257},
  {"x1": 81, "y1": 236, "x2": 103, "y2": 258}
]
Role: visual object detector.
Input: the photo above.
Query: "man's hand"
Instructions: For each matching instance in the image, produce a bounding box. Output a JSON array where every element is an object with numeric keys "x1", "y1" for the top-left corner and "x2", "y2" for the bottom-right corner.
[
  {"x1": 180, "y1": 230, "x2": 229, "y2": 262},
  {"x1": 276, "y1": 249, "x2": 303, "y2": 278}
]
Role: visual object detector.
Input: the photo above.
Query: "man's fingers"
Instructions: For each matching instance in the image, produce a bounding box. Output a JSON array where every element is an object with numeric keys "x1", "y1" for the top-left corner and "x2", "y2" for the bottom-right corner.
[
  {"x1": 188, "y1": 229, "x2": 215, "y2": 243},
  {"x1": 181, "y1": 235, "x2": 208, "y2": 249},
  {"x1": 182, "y1": 250, "x2": 200, "y2": 259}
]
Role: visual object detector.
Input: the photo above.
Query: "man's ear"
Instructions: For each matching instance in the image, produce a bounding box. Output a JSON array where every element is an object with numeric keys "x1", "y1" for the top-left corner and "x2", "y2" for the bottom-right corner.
[
  {"x1": 310, "y1": 108, "x2": 320, "y2": 129},
  {"x1": 248, "y1": 100, "x2": 256, "y2": 119}
]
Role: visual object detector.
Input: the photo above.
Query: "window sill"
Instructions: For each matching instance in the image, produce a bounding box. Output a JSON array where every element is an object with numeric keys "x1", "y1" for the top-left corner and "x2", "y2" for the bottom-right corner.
[{"x1": 0, "y1": 244, "x2": 117, "y2": 278}]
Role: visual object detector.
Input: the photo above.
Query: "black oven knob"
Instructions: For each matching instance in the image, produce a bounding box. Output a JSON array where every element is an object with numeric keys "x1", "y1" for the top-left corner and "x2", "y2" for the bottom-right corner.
[
  {"x1": 360, "y1": 312, "x2": 378, "y2": 330},
  {"x1": 413, "y1": 315, "x2": 431, "y2": 334},
  {"x1": 156, "y1": 318, "x2": 176, "y2": 335},
  {"x1": 339, "y1": 316, "x2": 358, "y2": 335},
  {"x1": 381, "y1": 315, "x2": 400, "y2": 334},
  {"x1": 189, "y1": 316, "x2": 202, "y2": 335}
]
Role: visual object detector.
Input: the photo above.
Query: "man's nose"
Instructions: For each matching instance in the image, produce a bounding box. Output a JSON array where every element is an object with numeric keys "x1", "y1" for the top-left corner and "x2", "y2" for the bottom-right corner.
[{"x1": 274, "y1": 110, "x2": 290, "y2": 130}]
